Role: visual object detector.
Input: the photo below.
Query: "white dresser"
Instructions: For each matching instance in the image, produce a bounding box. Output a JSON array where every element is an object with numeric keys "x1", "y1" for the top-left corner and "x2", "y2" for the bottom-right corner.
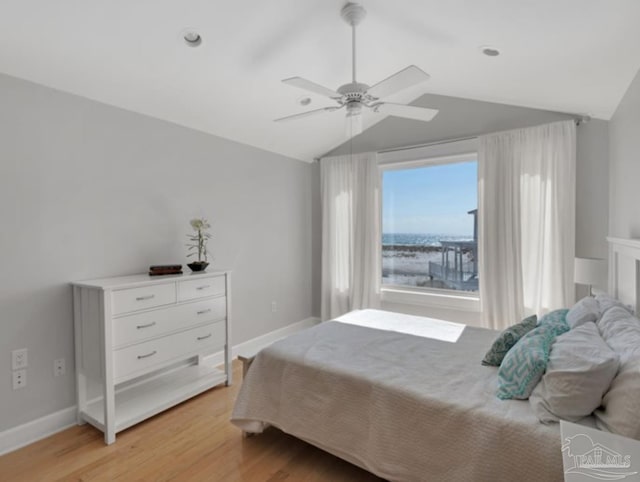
[{"x1": 72, "y1": 271, "x2": 231, "y2": 444}]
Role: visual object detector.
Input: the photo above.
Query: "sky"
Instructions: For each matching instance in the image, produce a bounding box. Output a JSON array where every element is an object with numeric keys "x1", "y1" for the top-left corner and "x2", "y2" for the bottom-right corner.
[{"x1": 382, "y1": 160, "x2": 478, "y2": 236}]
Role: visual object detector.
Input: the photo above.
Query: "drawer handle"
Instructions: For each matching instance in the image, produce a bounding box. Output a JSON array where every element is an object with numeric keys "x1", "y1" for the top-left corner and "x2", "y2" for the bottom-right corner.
[
  {"x1": 136, "y1": 322, "x2": 156, "y2": 330},
  {"x1": 137, "y1": 350, "x2": 157, "y2": 359},
  {"x1": 135, "y1": 294, "x2": 155, "y2": 301},
  {"x1": 196, "y1": 285, "x2": 210, "y2": 291},
  {"x1": 197, "y1": 308, "x2": 212, "y2": 315},
  {"x1": 197, "y1": 334, "x2": 212, "y2": 341}
]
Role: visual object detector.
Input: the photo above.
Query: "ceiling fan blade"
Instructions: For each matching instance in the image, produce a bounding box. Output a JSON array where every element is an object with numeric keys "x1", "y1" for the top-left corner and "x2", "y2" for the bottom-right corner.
[
  {"x1": 367, "y1": 65, "x2": 430, "y2": 100},
  {"x1": 282, "y1": 77, "x2": 342, "y2": 99},
  {"x1": 274, "y1": 106, "x2": 342, "y2": 123},
  {"x1": 372, "y1": 102, "x2": 439, "y2": 122}
]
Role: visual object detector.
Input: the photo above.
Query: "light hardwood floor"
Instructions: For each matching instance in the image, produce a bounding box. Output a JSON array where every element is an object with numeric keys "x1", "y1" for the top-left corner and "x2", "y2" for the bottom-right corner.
[{"x1": 0, "y1": 361, "x2": 383, "y2": 481}]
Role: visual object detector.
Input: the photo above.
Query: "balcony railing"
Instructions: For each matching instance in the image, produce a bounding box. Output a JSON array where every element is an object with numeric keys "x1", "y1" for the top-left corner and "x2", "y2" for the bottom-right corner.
[{"x1": 427, "y1": 241, "x2": 478, "y2": 291}]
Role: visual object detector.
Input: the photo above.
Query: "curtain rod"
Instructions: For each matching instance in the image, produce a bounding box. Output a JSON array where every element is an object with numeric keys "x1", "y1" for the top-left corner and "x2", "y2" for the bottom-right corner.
[
  {"x1": 314, "y1": 136, "x2": 475, "y2": 161},
  {"x1": 378, "y1": 116, "x2": 588, "y2": 156},
  {"x1": 314, "y1": 116, "x2": 589, "y2": 161},
  {"x1": 378, "y1": 135, "x2": 477, "y2": 155}
]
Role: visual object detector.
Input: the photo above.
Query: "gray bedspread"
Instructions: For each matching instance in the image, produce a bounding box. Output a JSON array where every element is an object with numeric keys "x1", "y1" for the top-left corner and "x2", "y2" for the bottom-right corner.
[{"x1": 231, "y1": 320, "x2": 564, "y2": 481}]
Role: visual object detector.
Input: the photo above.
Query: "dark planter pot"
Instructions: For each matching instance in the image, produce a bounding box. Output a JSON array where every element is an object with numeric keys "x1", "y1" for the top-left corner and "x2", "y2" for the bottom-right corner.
[{"x1": 187, "y1": 261, "x2": 209, "y2": 272}]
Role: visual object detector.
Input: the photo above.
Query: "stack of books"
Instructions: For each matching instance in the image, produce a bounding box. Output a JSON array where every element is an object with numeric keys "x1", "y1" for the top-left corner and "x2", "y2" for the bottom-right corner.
[{"x1": 149, "y1": 264, "x2": 182, "y2": 276}]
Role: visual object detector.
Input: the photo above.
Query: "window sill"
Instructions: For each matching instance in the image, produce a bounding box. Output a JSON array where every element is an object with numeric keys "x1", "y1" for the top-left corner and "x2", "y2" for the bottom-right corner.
[{"x1": 381, "y1": 287, "x2": 480, "y2": 313}]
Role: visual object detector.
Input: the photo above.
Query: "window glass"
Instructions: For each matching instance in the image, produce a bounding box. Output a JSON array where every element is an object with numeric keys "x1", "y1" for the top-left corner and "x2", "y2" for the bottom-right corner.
[{"x1": 382, "y1": 160, "x2": 478, "y2": 292}]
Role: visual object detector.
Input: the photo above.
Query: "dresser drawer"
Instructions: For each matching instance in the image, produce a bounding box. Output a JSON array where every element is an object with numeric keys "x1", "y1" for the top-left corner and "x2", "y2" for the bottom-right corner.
[
  {"x1": 113, "y1": 321, "x2": 225, "y2": 381},
  {"x1": 112, "y1": 283, "x2": 176, "y2": 315},
  {"x1": 178, "y1": 276, "x2": 225, "y2": 302},
  {"x1": 112, "y1": 297, "x2": 227, "y2": 348}
]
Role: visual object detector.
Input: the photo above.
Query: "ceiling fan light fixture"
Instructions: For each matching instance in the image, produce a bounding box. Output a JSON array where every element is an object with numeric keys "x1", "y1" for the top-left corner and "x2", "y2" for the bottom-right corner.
[
  {"x1": 346, "y1": 111, "x2": 363, "y2": 137},
  {"x1": 346, "y1": 102, "x2": 363, "y2": 137},
  {"x1": 346, "y1": 102, "x2": 362, "y2": 116}
]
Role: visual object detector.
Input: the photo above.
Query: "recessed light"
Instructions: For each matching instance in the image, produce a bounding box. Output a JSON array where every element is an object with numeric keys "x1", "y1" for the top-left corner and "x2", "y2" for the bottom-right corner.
[
  {"x1": 299, "y1": 97, "x2": 312, "y2": 106},
  {"x1": 182, "y1": 30, "x2": 202, "y2": 47},
  {"x1": 480, "y1": 46, "x2": 501, "y2": 57}
]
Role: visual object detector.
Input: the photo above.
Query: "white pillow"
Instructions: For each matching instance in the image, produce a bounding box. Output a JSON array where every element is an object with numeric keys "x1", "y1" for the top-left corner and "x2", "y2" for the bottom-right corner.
[
  {"x1": 594, "y1": 310, "x2": 640, "y2": 439},
  {"x1": 595, "y1": 293, "x2": 632, "y2": 315},
  {"x1": 597, "y1": 307, "x2": 640, "y2": 353},
  {"x1": 566, "y1": 296, "x2": 600, "y2": 329},
  {"x1": 595, "y1": 356, "x2": 640, "y2": 439},
  {"x1": 530, "y1": 322, "x2": 619, "y2": 423}
]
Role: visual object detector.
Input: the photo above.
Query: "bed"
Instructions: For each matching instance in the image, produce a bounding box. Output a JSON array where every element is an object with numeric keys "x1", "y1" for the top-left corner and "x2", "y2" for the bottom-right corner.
[
  {"x1": 231, "y1": 310, "x2": 577, "y2": 481},
  {"x1": 232, "y1": 238, "x2": 640, "y2": 482}
]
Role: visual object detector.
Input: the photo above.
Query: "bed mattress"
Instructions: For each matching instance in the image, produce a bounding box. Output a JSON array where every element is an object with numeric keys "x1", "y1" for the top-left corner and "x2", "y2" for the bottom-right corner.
[{"x1": 231, "y1": 309, "x2": 567, "y2": 481}]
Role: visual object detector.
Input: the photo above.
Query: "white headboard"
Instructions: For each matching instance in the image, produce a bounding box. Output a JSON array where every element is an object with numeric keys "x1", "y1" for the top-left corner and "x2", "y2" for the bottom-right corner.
[{"x1": 608, "y1": 237, "x2": 640, "y2": 314}]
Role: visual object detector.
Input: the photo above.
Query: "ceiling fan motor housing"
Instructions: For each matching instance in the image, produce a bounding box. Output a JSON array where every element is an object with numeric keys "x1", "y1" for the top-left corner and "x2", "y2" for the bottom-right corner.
[{"x1": 337, "y1": 82, "x2": 374, "y2": 105}]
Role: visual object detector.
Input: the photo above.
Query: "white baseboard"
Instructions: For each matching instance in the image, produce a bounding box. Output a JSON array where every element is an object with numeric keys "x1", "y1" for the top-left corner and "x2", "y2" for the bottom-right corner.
[
  {"x1": 0, "y1": 406, "x2": 76, "y2": 456},
  {"x1": 0, "y1": 316, "x2": 320, "y2": 456}
]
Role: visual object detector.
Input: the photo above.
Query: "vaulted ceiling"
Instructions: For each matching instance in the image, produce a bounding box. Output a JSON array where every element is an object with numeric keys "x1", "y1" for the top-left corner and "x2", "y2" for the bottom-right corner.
[{"x1": 1, "y1": 0, "x2": 639, "y2": 162}]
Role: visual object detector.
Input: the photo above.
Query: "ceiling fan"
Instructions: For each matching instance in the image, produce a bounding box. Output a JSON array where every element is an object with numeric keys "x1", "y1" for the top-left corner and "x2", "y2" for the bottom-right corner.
[{"x1": 275, "y1": 2, "x2": 439, "y2": 136}]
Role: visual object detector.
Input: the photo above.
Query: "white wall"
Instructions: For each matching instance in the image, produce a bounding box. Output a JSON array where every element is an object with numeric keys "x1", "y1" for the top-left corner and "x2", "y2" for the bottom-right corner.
[
  {"x1": 609, "y1": 67, "x2": 640, "y2": 238},
  {"x1": 327, "y1": 93, "x2": 576, "y2": 157},
  {"x1": 0, "y1": 73, "x2": 319, "y2": 432},
  {"x1": 310, "y1": 162, "x2": 322, "y2": 317},
  {"x1": 328, "y1": 93, "x2": 610, "y2": 322},
  {"x1": 576, "y1": 119, "x2": 610, "y2": 258}
]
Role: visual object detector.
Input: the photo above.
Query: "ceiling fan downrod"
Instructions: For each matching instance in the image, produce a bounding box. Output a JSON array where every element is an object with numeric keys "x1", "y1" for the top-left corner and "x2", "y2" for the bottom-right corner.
[{"x1": 340, "y1": 2, "x2": 366, "y2": 84}]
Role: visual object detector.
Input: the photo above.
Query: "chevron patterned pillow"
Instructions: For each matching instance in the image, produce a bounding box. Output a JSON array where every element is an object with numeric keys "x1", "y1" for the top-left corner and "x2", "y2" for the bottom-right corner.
[
  {"x1": 497, "y1": 314, "x2": 570, "y2": 400},
  {"x1": 482, "y1": 314, "x2": 538, "y2": 366}
]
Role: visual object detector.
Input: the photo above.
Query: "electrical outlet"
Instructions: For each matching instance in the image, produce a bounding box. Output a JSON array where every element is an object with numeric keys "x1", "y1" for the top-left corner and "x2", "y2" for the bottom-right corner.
[
  {"x1": 54, "y1": 358, "x2": 66, "y2": 377},
  {"x1": 12, "y1": 348, "x2": 28, "y2": 370},
  {"x1": 12, "y1": 369, "x2": 26, "y2": 389},
  {"x1": 271, "y1": 301, "x2": 277, "y2": 313}
]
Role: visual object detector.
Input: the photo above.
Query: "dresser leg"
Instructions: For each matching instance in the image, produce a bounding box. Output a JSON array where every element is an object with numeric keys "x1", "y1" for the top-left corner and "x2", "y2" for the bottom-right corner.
[
  {"x1": 103, "y1": 383, "x2": 116, "y2": 444},
  {"x1": 225, "y1": 345, "x2": 233, "y2": 386},
  {"x1": 73, "y1": 287, "x2": 88, "y2": 426},
  {"x1": 75, "y1": 373, "x2": 87, "y2": 425},
  {"x1": 100, "y1": 290, "x2": 116, "y2": 445}
]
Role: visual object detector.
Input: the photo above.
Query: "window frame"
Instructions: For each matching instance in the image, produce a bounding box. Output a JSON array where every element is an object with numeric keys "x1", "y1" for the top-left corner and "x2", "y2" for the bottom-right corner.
[{"x1": 378, "y1": 139, "x2": 480, "y2": 312}]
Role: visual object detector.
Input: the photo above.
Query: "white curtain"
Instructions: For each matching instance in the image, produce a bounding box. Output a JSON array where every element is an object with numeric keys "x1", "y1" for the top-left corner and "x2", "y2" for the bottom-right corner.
[
  {"x1": 478, "y1": 120, "x2": 576, "y2": 330},
  {"x1": 321, "y1": 152, "x2": 381, "y2": 320}
]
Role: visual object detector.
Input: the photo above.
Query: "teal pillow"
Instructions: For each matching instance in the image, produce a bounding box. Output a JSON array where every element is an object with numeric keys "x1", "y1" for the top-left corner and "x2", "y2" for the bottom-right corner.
[
  {"x1": 538, "y1": 309, "x2": 570, "y2": 327},
  {"x1": 482, "y1": 315, "x2": 538, "y2": 366},
  {"x1": 497, "y1": 315, "x2": 569, "y2": 400}
]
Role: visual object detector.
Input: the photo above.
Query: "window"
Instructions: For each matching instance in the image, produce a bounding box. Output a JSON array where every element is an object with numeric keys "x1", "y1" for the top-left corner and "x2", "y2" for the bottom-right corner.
[{"x1": 381, "y1": 156, "x2": 478, "y2": 294}]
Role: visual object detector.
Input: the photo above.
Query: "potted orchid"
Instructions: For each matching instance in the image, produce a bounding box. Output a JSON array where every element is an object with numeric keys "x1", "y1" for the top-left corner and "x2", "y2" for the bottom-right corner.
[{"x1": 186, "y1": 218, "x2": 212, "y2": 272}]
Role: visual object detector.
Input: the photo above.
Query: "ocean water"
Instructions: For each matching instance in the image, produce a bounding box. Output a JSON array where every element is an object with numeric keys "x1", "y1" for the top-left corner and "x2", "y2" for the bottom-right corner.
[{"x1": 382, "y1": 233, "x2": 474, "y2": 247}]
